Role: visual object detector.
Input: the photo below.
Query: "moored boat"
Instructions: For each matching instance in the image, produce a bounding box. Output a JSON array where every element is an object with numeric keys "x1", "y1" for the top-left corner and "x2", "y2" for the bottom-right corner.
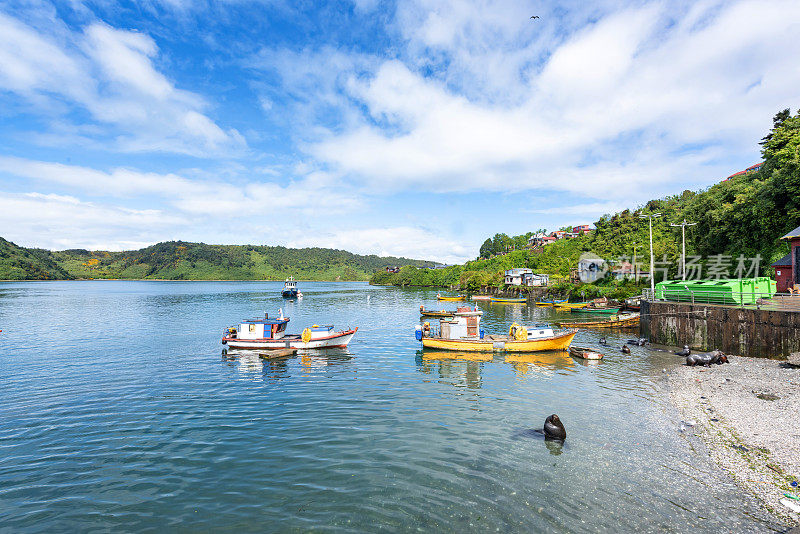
[
  {"x1": 416, "y1": 307, "x2": 576, "y2": 352},
  {"x1": 570, "y1": 306, "x2": 620, "y2": 314},
  {"x1": 535, "y1": 299, "x2": 567, "y2": 307},
  {"x1": 437, "y1": 294, "x2": 465, "y2": 301},
  {"x1": 222, "y1": 310, "x2": 356, "y2": 350},
  {"x1": 569, "y1": 346, "x2": 604, "y2": 360},
  {"x1": 282, "y1": 276, "x2": 299, "y2": 298},
  {"x1": 554, "y1": 302, "x2": 588, "y2": 310},
  {"x1": 556, "y1": 313, "x2": 640, "y2": 329},
  {"x1": 471, "y1": 295, "x2": 492, "y2": 301},
  {"x1": 419, "y1": 305, "x2": 455, "y2": 318},
  {"x1": 490, "y1": 297, "x2": 527, "y2": 304}
]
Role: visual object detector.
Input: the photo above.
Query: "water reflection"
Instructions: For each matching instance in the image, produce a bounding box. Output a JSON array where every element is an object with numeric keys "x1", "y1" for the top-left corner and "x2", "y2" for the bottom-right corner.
[
  {"x1": 415, "y1": 351, "x2": 485, "y2": 389},
  {"x1": 503, "y1": 350, "x2": 575, "y2": 377}
]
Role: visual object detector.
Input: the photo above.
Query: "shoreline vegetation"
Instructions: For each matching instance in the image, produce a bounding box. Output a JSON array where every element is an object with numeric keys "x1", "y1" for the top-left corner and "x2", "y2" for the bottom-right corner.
[
  {"x1": 371, "y1": 108, "x2": 800, "y2": 299},
  {"x1": 0, "y1": 239, "x2": 434, "y2": 282}
]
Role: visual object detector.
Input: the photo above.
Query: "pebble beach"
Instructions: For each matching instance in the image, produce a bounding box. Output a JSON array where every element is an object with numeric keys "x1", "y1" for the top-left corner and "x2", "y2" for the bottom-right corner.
[{"x1": 668, "y1": 355, "x2": 800, "y2": 527}]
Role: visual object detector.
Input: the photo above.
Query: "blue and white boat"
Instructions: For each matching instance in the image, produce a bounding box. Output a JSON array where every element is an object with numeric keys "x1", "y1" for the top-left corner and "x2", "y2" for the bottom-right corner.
[{"x1": 282, "y1": 276, "x2": 300, "y2": 298}]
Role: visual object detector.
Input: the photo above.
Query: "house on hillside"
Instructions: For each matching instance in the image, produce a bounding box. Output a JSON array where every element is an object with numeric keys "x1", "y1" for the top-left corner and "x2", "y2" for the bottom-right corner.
[
  {"x1": 523, "y1": 272, "x2": 549, "y2": 286},
  {"x1": 551, "y1": 230, "x2": 566, "y2": 240},
  {"x1": 386, "y1": 266, "x2": 400, "y2": 273},
  {"x1": 504, "y1": 268, "x2": 532, "y2": 286},
  {"x1": 572, "y1": 224, "x2": 592, "y2": 234},
  {"x1": 528, "y1": 234, "x2": 557, "y2": 247}
]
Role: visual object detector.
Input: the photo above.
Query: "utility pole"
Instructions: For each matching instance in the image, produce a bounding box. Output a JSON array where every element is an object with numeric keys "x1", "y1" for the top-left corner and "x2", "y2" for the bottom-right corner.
[
  {"x1": 670, "y1": 219, "x2": 697, "y2": 280},
  {"x1": 632, "y1": 242, "x2": 637, "y2": 280},
  {"x1": 639, "y1": 213, "x2": 661, "y2": 295}
]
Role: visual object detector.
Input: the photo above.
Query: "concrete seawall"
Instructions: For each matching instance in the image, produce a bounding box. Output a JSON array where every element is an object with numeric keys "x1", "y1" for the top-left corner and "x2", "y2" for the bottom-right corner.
[{"x1": 640, "y1": 300, "x2": 800, "y2": 358}]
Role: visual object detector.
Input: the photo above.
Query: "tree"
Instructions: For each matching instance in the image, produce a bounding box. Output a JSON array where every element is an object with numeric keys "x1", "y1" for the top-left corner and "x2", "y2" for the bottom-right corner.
[{"x1": 479, "y1": 239, "x2": 493, "y2": 258}]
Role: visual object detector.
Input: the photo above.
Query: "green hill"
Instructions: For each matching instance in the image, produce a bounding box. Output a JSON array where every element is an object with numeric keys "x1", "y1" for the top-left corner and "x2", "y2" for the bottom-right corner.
[
  {"x1": 0, "y1": 238, "x2": 73, "y2": 280},
  {"x1": 0, "y1": 240, "x2": 434, "y2": 281}
]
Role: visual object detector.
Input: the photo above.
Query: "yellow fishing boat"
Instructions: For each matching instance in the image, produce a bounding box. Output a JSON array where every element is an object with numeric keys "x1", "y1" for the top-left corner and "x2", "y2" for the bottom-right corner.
[
  {"x1": 415, "y1": 307, "x2": 577, "y2": 353},
  {"x1": 555, "y1": 313, "x2": 639, "y2": 329},
  {"x1": 490, "y1": 297, "x2": 527, "y2": 304},
  {"x1": 535, "y1": 299, "x2": 567, "y2": 307},
  {"x1": 438, "y1": 295, "x2": 465, "y2": 301}
]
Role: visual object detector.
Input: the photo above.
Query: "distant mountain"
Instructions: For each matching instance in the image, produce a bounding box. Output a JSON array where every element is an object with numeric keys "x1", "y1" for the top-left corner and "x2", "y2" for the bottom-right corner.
[
  {"x1": 0, "y1": 238, "x2": 73, "y2": 280},
  {"x1": 0, "y1": 239, "x2": 434, "y2": 281}
]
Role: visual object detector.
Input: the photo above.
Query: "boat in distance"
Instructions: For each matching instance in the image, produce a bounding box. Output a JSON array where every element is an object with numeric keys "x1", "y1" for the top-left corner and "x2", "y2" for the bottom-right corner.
[
  {"x1": 470, "y1": 295, "x2": 493, "y2": 301},
  {"x1": 222, "y1": 310, "x2": 356, "y2": 350},
  {"x1": 419, "y1": 306, "x2": 455, "y2": 318},
  {"x1": 416, "y1": 307, "x2": 576, "y2": 352},
  {"x1": 282, "y1": 276, "x2": 300, "y2": 298},
  {"x1": 490, "y1": 297, "x2": 527, "y2": 304},
  {"x1": 556, "y1": 313, "x2": 640, "y2": 329},
  {"x1": 570, "y1": 306, "x2": 620, "y2": 314},
  {"x1": 535, "y1": 299, "x2": 567, "y2": 307},
  {"x1": 437, "y1": 294, "x2": 465, "y2": 301}
]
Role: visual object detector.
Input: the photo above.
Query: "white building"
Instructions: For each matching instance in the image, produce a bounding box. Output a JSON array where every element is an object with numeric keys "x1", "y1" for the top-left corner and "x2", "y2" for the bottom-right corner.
[
  {"x1": 504, "y1": 268, "x2": 532, "y2": 285},
  {"x1": 523, "y1": 273, "x2": 549, "y2": 287}
]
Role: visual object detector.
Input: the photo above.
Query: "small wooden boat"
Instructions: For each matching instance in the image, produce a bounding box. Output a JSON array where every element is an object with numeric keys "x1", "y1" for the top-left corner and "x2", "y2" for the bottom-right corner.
[
  {"x1": 419, "y1": 305, "x2": 455, "y2": 318},
  {"x1": 437, "y1": 294, "x2": 465, "y2": 301},
  {"x1": 554, "y1": 302, "x2": 588, "y2": 310},
  {"x1": 556, "y1": 314, "x2": 640, "y2": 329},
  {"x1": 570, "y1": 306, "x2": 621, "y2": 314},
  {"x1": 535, "y1": 299, "x2": 567, "y2": 307},
  {"x1": 569, "y1": 346, "x2": 604, "y2": 360},
  {"x1": 471, "y1": 295, "x2": 492, "y2": 301},
  {"x1": 417, "y1": 308, "x2": 576, "y2": 352},
  {"x1": 222, "y1": 311, "x2": 357, "y2": 350},
  {"x1": 490, "y1": 297, "x2": 527, "y2": 304}
]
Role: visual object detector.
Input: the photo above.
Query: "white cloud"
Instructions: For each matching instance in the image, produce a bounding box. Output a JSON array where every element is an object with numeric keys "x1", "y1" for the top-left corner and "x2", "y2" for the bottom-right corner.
[
  {"x1": 289, "y1": 226, "x2": 472, "y2": 264},
  {"x1": 306, "y1": 0, "x2": 800, "y2": 201},
  {"x1": 0, "y1": 14, "x2": 244, "y2": 156},
  {"x1": 0, "y1": 155, "x2": 361, "y2": 217},
  {"x1": 0, "y1": 192, "x2": 186, "y2": 250}
]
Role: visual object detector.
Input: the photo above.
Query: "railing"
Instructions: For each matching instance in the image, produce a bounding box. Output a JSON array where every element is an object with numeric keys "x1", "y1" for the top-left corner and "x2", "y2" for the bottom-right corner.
[{"x1": 647, "y1": 289, "x2": 800, "y2": 312}]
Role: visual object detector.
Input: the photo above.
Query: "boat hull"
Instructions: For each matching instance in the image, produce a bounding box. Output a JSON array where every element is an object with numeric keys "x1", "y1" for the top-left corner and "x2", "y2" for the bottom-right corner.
[
  {"x1": 571, "y1": 307, "x2": 620, "y2": 314},
  {"x1": 282, "y1": 289, "x2": 298, "y2": 298},
  {"x1": 223, "y1": 329, "x2": 357, "y2": 350},
  {"x1": 490, "y1": 298, "x2": 527, "y2": 304},
  {"x1": 437, "y1": 296, "x2": 465, "y2": 301},
  {"x1": 556, "y1": 315, "x2": 639, "y2": 328},
  {"x1": 421, "y1": 330, "x2": 577, "y2": 353}
]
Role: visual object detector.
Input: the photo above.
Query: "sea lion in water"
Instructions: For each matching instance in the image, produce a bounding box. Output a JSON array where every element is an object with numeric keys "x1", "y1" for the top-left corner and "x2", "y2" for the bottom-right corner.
[
  {"x1": 599, "y1": 336, "x2": 608, "y2": 346},
  {"x1": 543, "y1": 414, "x2": 566, "y2": 441},
  {"x1": 621, "y1": 344, "x2": 631, "y2": 354},
  {"x1": 627, "y1": 338, "x2": 647, "y2": 346},
  {"x1": 675, "y1": 345, "x2": 691, "y2": 357}
]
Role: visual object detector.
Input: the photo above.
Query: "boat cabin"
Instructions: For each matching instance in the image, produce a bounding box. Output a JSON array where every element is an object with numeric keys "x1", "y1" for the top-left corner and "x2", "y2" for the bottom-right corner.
[
  {"x1": 436, "y1": 307, "x2": 482, "y2": 339},
  {"x1": 229, "y1": 313, "x2": 289, "y2": 340},
  {"x1": 284, "y1": 277, "x2": 297, "y2": 291}
]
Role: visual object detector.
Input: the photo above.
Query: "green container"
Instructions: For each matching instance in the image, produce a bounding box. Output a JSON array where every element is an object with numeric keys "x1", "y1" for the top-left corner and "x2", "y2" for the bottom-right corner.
[{"x1": 654, "y1": 277, "x2": 776, "y2": 305}]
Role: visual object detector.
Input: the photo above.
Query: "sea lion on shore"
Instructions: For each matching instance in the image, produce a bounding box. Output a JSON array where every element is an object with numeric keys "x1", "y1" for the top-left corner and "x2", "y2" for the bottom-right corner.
[
  {"x1": 686, "y1": 351, "x2": 729, "y2": 366},
  {"x1": 675, "y1": 345, "x2": 691, "y2": 356},
  {"x1": 543, "y1": 414, "x2": 566, "y2": 441},
  {"x1": 621, "y1": 344, "x2": 631, "y2": 354}
]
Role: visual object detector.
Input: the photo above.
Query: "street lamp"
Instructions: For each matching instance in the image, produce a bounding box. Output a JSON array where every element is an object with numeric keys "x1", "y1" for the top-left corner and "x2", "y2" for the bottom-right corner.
[
  {"x1": 639, "y1": 213, "x2": 661, "y2": 295},
  {"x1": 670, "y1": 219, "x2": 697, "y2": 280}
]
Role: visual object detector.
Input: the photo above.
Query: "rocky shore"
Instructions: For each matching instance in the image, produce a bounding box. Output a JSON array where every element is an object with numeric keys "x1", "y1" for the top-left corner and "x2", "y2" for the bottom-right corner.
[{"x1": 668, "y1": 355, "x2": 800, "y2": 526}]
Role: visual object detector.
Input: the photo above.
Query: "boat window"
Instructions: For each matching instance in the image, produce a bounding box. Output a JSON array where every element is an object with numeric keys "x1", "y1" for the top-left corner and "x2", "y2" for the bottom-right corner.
[{"x1": 249, "y1": 324, "x2": 255, "y2": 332}]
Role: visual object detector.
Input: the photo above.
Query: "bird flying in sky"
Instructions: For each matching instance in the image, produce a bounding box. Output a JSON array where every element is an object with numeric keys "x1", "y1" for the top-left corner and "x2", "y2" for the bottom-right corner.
[{"x1": 530, "y1": 15, "x2": 539, "y2": 19}]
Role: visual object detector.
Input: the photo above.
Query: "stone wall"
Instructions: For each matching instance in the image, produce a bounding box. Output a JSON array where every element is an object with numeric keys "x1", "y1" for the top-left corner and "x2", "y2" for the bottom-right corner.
[{"x1": 640, "y1": 300, "x2": 800, "y2": 358}]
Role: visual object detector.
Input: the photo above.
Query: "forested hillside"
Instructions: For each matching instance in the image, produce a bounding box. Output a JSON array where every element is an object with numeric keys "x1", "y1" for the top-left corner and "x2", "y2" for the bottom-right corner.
[
  {"x1": 0, "y1": 238, "x2": 73, "y2": 280},
  {"x1": 0, "y1": 240, "x2": 434, "y2": 281},
  {"x1": 372, "y1": 108, "x2": 800, "y2": 290}
]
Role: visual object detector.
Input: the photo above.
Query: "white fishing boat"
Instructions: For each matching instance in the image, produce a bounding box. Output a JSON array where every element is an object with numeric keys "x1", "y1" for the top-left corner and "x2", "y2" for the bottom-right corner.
[{"x1": 222, "y1": 310, "x2": 356, "y2": 350}]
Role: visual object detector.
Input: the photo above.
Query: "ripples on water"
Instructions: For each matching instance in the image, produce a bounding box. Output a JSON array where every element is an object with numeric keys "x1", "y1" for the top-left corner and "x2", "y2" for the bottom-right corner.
[{"x1": 0, "y1": 282, "x2": 780, "y2": 532}]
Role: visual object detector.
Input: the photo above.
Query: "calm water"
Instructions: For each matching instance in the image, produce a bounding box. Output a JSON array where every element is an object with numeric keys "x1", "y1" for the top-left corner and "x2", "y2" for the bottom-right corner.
[{"x1": 0, "y1": 281, "x2": 780, "y2": 532}]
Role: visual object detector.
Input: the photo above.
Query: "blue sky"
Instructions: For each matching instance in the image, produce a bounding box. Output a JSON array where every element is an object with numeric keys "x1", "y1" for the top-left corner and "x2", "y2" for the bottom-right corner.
[{"x1": 1, "y1": 0, "x2": 798, "y2": 263}]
